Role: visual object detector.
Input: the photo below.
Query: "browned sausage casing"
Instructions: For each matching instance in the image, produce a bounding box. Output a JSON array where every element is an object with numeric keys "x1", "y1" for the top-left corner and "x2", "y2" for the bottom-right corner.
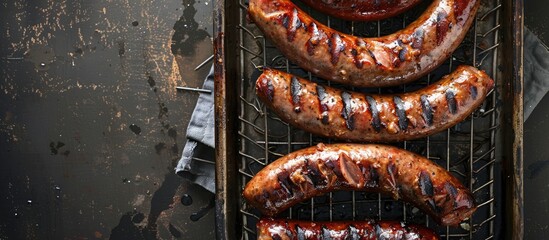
[
  {"x1": 298, "y1": 0, "x2": 422, "y2": 21},
  {"x1": 243, "y1": 143, "x2": 477, "y2": 226},
  {"x1": 248, "y1": 0, "x2": 480, "y2": 87},
  {"x1": 256, "y1": 66, "x2": 494, "y2": 142},
  {"x1": 258, "y1": 218, "x2": 439, "y2": 240}
]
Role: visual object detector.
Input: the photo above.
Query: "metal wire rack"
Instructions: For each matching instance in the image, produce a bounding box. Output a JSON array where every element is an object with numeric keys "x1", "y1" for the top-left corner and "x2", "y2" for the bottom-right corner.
[{"x1": 235, "y1": 0, "x2": 502, "y2": 239}]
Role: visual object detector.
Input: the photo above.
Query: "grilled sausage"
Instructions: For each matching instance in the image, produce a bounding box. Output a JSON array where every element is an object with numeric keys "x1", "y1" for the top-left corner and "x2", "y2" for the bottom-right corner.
[
  {"x1": 243, "y1": 143, "x2": 477, "y2": 226},
  {"x1": 255, "y1": 66, "x2": 494, "y2": 142},
  {"x1": 248, "y1": 0, "x2": 480, "y2": 87},
  {"x1": 257, "y1": 218, "x2": 439, "y2": 240},
  {"x1": 298, "y1": 0, "x2": 422, "y2": 21}
]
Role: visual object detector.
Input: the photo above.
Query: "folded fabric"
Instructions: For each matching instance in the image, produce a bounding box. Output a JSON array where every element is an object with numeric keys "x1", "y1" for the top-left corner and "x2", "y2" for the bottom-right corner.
[
  {"x1": 524, "y1": 27, "x2": 549, "y2": 121},
  {"x1": 175, "y1": 65, "x2": 216, "y2": 193}
]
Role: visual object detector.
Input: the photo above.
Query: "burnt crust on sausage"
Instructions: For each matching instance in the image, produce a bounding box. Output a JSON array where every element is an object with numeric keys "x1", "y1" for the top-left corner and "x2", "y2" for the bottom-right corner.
[
  {"x1": 257, "y1": 218, "x2": 440, "y2": 240},
  {"x1": 248, "y1": 0, "x2": 481, "y2": 87},
  {"x1": 255, "y1": 65, "x2": 494, "y2": 142},
  {"x1": 243, "y1": 143, "x2": 477, "y2": 226},
  {"x1": 297, "y1": 0, "x2": 423, "y2": 21}
]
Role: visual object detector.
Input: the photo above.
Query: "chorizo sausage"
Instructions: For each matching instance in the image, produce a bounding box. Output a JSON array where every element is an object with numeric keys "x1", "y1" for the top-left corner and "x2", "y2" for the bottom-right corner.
[
  {"x1": 255, "y1": 65, "x2": 494, "y2": 142},
  {"x1": 298, "y1": 0, "x2": 422, "y2": 21},
  {"x1": 248, "y1": 0, "x2": 480, "y2": 87},
  {"x1": 257, "y1": 218, "x2": 439, "y2": 240},
  {"x1": 243, "y1": 143, "x2": 477, "y2": 226}
]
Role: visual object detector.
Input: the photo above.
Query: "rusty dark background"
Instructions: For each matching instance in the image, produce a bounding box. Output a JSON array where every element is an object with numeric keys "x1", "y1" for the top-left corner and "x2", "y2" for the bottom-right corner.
[
  {"x1": 0, "y1": 0, "x2": 546, "y2": 239},
  {"x1": 0, "y1": 0, "x2": 214, "y2": 239}
]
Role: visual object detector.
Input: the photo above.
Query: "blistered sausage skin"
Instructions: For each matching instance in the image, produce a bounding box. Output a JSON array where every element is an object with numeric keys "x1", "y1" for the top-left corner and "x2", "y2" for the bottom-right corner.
[
  {"x1": 257, "y1": 218, "x2": 439, "y2": 240},
  {"x1": 243, "y1": 143, "x2": 477, "y2": 226},
  {"x1": 255, "y1": 66, "x2": 494, "y2": 142},
  {"x1": 248, "y1": 0, "x2": 480, "y2": 87},
  {"x1": 298, "y1": 0, "x2": 422, "y2": 21}
]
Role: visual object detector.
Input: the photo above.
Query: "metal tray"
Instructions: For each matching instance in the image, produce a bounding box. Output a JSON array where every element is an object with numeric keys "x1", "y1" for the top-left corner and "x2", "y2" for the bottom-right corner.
[{"x1": 213, "y1": 0, "x2": 524, "y2": 239}]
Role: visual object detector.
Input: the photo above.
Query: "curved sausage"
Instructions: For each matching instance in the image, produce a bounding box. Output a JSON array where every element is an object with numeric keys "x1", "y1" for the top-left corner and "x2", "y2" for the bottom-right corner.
[
  {"x1": 257, "y1": 218, "x2": 439, "y2": 240},
  {"x1": 243, "y1": 143, "x2": 477, "y2": 226},
  {"x1": 255, "y1": 65, "x2": 494, "y2": 142},
  {"x1": 248, "y1": 0, "x2": 480, "y2": 87},
  {"x1": 298, "y1": 0, "x2": 422, "y2": 21}
]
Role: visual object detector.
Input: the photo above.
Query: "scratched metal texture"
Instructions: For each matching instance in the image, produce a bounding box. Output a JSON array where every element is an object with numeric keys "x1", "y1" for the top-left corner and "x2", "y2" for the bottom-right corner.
[{"x1": 0, "y1": 0, "x2": 214, "y2": 239}]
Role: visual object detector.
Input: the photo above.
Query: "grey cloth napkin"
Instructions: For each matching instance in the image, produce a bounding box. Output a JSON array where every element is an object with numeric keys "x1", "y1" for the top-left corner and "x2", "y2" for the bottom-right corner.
[
  {"x1": 175, "y1": 65, "x2": 216, "y2": 193},
  {"x1": 176, "y1": 28, "x2": 548, "y2": 193},
  {"x1": 524, "y1": 27, "x2": 549, "y2": 121}
]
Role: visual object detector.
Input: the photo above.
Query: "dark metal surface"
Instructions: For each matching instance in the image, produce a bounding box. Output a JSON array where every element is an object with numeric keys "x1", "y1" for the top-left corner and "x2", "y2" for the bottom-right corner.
[
  {"x1": 214, "y1": 0, "x2": 523, "y2": 239},
  {"x1": 0, "y1": 0, "x2": 215, "y2": 239}
]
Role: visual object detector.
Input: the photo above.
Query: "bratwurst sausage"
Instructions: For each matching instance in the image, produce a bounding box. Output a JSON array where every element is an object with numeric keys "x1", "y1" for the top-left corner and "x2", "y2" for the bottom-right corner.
[
  {"x1": 298, "y1": 0, "x2": 422, "y2": 21},
  {"x1": 248, "y1": 0, "x2": 480, "y2": 87},
  {"x1": 256, "y1": 66, "x2": 494, "y2": 142},
  {"x1": 243, "y1": 143, "x2": 477, "y2": 226},
  {"x1": 257, "y1": 218, "x2": 439, "y2": 240}
]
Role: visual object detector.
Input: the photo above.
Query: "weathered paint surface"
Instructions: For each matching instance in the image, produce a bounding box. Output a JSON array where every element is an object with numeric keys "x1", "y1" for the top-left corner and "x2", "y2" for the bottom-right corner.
[{"x1": 0, "y1": 0, "x2": 214, "y2": 239}]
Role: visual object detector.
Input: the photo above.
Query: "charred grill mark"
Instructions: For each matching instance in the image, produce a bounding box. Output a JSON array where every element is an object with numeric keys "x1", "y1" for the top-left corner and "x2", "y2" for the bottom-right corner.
[
  {"x1": 366, "y1": 96, "x2": 381, "y2": 132},
  {"x1": 306, "y1": 160, "x2": 327, "y2": 187},
  {"x1": 286, "y1": 227, "x2": 294, "y2": 239},
  {"x1": 420, "y1": 95, "x2": 434, "y2": 126},
  {"x1": 446, "y1": 89, "x2": 457, "y2": 114},
  {"x1": 296, "y1": 225, "x2": 306, "y2": 240},
  {"x1": 321, "y1": 112, "x2": 330, "y2": 125},
  {"x1": 393, "y1": 40, "x2": 404, "y2": 67},
  {"x1": 470, "y1": 85, "x2": 478, "y2": 100},
  {"x1": 316, "y1": 85, "x2": 330, "y2": 124},
  {"x1": 367, "y1": 49, "x2": 382, "y2": 66},
  {"x1": 375, "y1": 224, "x2": 383, "y2": 238},
  {"x1": 412, "y1": 28, "x2": 424, "y2": 49},
  {"x1": 291, "y1": 76, "x2": 302, "y2": 113},
  {"x1": 258, "y1": 189, "x2": 270, "y2": 202},
  {"x1": 322, "y1": 226, "x2": 333, "y2": 240},
  {"x1": 436, "y1": 10, "x2": 450, "y2": 45},
  {"x1": 419, "y1": 171, "x2": 434, "y2": 197},
  {"x1": 283, "y1": 8, "x2": 301, "y2": 42},
  {"x1": 398, "y1": 46, "x2": 408, "y2": 63},
  {"x1": 369, "y1": 166, "x2": 380, "y2": 188},
  {"x1": 361, "y1": 164, "x2": 380, "y2": 188},
  {"x1": 445, "y1": 182, "x2": 458, "y2": 198},
  {"x1": 341, "y1": 92, "x2": 355, "y2": 130},
  {"x1": 307, "y1": 22, "x2": 321, "y2": 56},
  {"x1": 351, "y1": 48, "x2": 363, "y2": 68},
  {"x1": 317, "y1": 85, "x2": 328, "y2": 102},
  {"x1": 427, "y1": 198, "x2": 439, "y2": 213},
  {"x1": 347, "y1": 225, "x2": 360, "y2": 240},
  {"x1": 329, "y1": 33, "x2": 346, "y2": 65},
  {"x1": 282, "y1": 14, "x2": 289, "y2": 29},
  {"x1": 277, "y1": 171, "x2": 295, "y2": 197},
  {"x1": 393, "y1": 96, "x2": 408, "y2": 131},
  {"x1": 325, "y1": 159, "x2": 343, "y2": 179}
]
